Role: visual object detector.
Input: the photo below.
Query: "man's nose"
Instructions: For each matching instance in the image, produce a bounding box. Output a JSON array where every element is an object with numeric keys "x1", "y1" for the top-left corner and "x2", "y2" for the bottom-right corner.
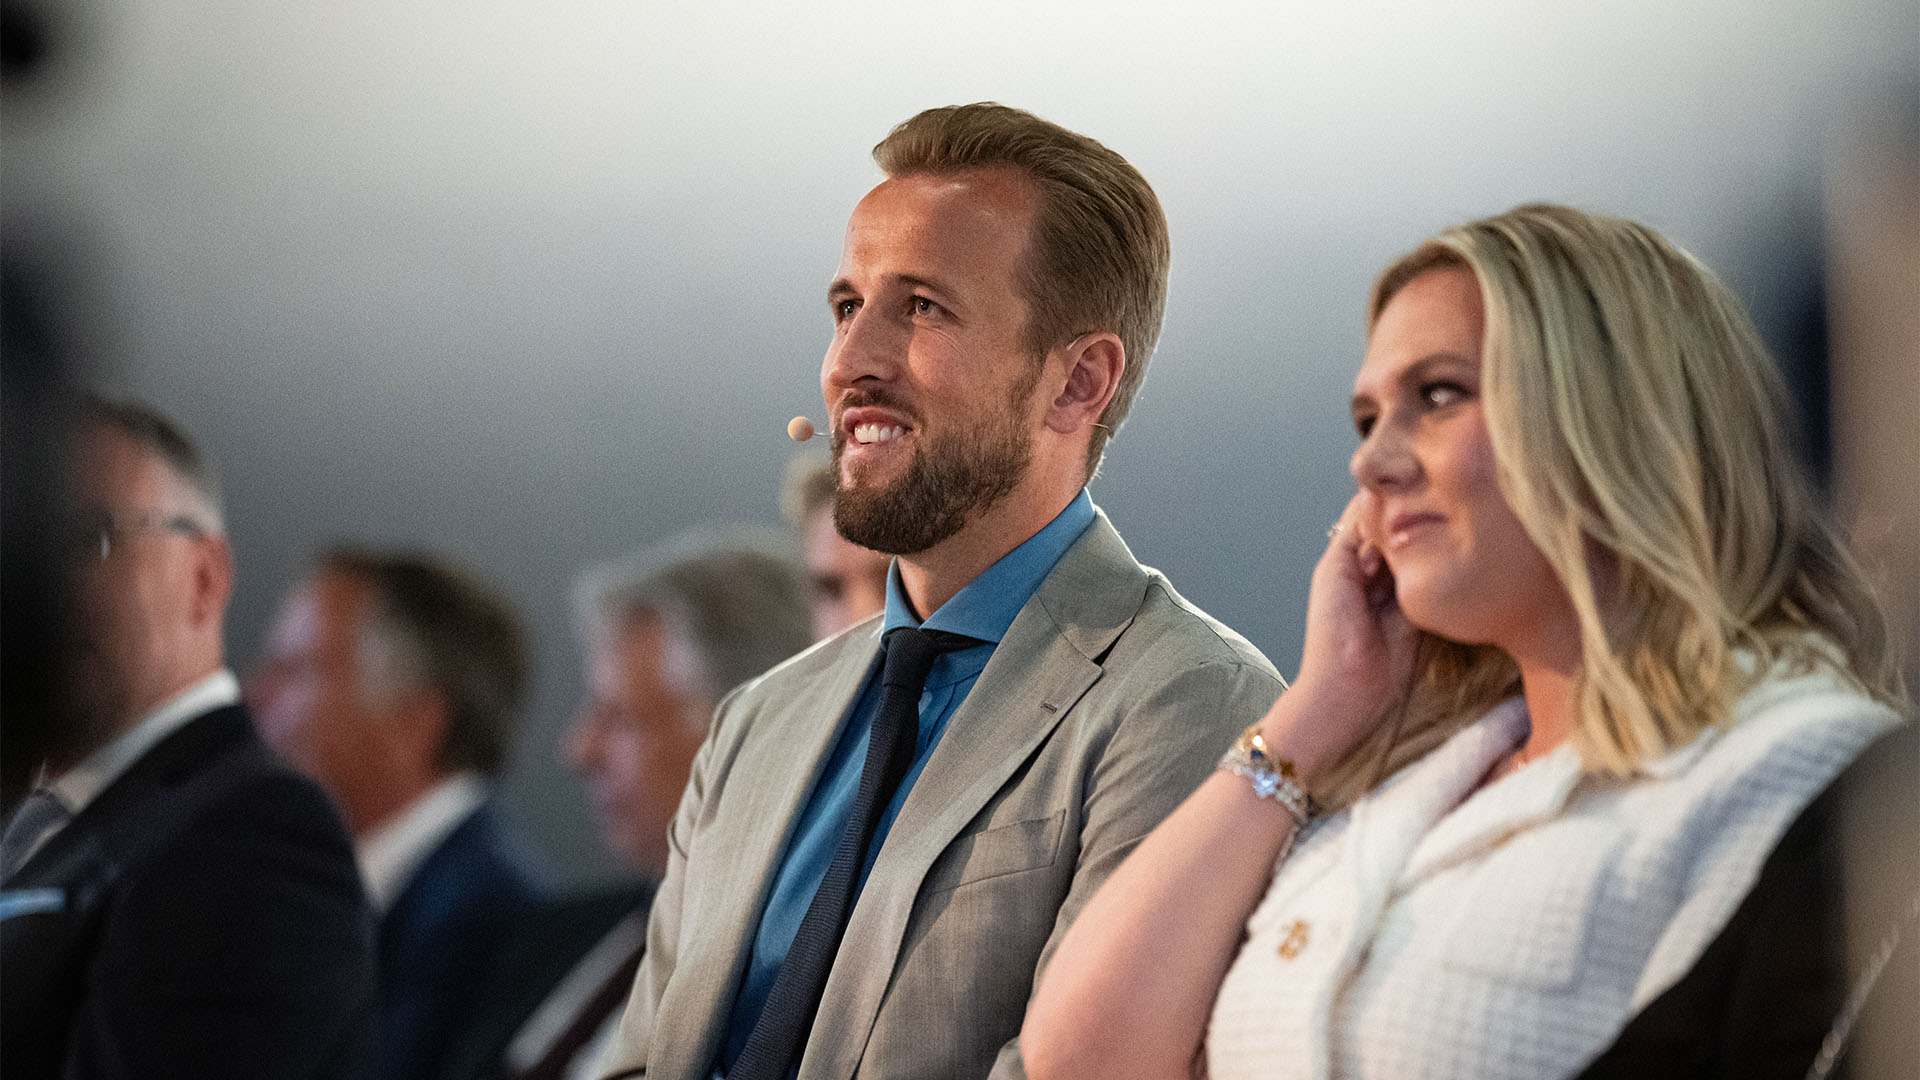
[{"x1": 823, "y1": 307, "x2": 904, "y2": 393}]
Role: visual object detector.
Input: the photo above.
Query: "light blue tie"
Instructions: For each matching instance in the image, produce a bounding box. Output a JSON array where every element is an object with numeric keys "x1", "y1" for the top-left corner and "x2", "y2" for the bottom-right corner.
[{"x1": 0, "y1": 789, "x2": 70, "y2": 880}]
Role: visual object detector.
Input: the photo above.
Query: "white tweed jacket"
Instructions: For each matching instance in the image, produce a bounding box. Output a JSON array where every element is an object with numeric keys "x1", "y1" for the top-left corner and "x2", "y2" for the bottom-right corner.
[{"x1": 1206, "y1": 664, "x2": 1900, "y2": 1080}]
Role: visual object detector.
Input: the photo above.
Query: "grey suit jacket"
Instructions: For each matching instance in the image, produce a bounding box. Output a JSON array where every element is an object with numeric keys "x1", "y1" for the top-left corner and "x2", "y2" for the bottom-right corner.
[{"x1": 600, "y1": 510, "x2": 1284, "y2": 1080}]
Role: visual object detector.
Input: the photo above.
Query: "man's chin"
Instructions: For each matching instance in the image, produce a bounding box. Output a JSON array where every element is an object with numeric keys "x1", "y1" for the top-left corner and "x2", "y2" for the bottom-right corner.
[{"x1": 832, "y1": 479, "x2": 918, "y2": 552}]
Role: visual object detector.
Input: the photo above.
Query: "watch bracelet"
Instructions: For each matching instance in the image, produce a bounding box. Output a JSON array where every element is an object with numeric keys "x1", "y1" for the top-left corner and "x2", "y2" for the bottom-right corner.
[{"x1": 1218, "y1": 723, "x2": 1314, "y2": 827}]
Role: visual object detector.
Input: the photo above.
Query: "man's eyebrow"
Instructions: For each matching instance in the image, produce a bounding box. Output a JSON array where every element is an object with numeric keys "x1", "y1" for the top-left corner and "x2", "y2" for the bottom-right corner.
[
  {"x1": 893, "y1": 274, "x2": 949, "y2": 297},
  {"x1": 828, "y1": 273, "x2": 956, "y2": 301}
]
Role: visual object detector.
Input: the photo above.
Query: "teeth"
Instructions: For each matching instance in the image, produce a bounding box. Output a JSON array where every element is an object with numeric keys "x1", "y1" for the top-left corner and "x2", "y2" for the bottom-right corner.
[{"x1": 853, "y1": 424, "x2": 906, "y2": 445}]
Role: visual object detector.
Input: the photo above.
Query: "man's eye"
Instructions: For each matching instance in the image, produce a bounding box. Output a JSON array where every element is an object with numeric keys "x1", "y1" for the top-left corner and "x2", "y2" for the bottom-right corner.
[
  {"x1": 1352, "y1": 413, "x2": 1376, "y2": 439},
  {"x1": 911, "y1": 296, "x2": 941, "y2": 317},
  {"x1": 833, "y1": 299, "x2": 859, "y2": 322}
]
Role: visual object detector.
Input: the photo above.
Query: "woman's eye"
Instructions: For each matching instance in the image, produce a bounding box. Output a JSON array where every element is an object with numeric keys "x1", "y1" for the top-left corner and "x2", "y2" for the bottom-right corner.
[
  {"x1": 1353, "y1": 413, "x2": 1376, "y2": 438},
  {"x1": 1422, "y1": 382, "x2": 1468, "y2": 408}
]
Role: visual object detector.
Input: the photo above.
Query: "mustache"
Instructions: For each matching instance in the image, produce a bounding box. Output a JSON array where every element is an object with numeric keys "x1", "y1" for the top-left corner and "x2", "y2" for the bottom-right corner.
[{"x1": 833, "y1": 388, "x2": 918, "y2": 423}]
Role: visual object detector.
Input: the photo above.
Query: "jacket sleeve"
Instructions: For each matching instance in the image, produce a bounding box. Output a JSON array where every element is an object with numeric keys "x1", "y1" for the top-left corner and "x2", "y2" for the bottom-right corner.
[{"x1": 988, "y1": 658, "x2": 1285, "y2": 1080}]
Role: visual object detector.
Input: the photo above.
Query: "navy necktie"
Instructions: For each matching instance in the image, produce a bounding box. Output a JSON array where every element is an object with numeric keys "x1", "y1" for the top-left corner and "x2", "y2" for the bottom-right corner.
[{"x1": 728, "y1": 626, "x2": 980, "y2": 1080}]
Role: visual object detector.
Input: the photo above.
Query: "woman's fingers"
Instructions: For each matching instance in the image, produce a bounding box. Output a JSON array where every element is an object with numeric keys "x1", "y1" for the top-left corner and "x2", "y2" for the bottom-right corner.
[
  {"x1": 1331, "y1": 494, "x2": 1366, "y2": 552},
  {"x1": 1358, "y1": 538, "x2": 1384, "y2": 583}
]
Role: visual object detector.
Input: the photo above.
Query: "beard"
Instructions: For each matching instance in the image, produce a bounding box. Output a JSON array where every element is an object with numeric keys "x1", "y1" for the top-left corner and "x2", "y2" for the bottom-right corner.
[{"x1": 831, "y1": 378, "x2": 1038, "y2": 556}]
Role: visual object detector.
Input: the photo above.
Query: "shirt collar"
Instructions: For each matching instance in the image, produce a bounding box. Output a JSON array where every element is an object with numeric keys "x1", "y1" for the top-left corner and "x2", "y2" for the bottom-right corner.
[
  {"x1": 881, "y1": 490, "x2": 1097, "y2": 644},
  {"x1": 50, "y1": 669, "x2": 240, "y2": 816},
  {"x1": 356, "y1": 773, "x2": 487, "y2": 909}
]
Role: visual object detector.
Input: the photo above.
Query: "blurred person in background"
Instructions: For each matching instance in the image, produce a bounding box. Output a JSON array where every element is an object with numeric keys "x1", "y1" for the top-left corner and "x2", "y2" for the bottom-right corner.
[
  {"x1": 443, "y1": 528, "x2": 813, "y2": 1080},
  {"x1": 1021, "y1": 204, "x2": 1907, "y2": 1080},
  {"x1": 2, "y1": 396, "x2": 376, "y2": 1079},
  {"x1": 250, "y1": 547, "x2": 540, "y2": 1080},
  {"x1": 2, "y1": 0, "x2": 84, "y2": 808},
  {"x1": 782, "y1": 456, "x2": 892, "y2": 640},
  {"x1": 1, "y1": 250, "x2": 85, "y2": 807}
]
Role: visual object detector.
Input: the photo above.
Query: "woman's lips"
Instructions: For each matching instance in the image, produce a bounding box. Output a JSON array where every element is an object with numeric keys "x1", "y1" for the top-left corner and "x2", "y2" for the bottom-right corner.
[{"x1": 1385, "y1": 512, "x2": 1443, "y2": 549}]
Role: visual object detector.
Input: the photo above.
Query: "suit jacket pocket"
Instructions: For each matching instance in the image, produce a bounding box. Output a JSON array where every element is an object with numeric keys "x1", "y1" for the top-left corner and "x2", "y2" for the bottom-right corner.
[{"x1": 921, "y1": 811, "x2": 1068, "y2": 896}]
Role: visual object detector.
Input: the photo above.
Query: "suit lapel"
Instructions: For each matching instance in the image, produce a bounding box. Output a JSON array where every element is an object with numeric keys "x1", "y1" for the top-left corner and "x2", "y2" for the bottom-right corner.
[
  {"x1": 5, "y1": 707, "x2": 253, "y2": 888},
  {"x1": 803, "y1": 512, "x2": 1148, "y2": 1080},
  {"x1": 654, "y1": 622, "x2": 885, "y2": 1080},
  {"x1": 892, "y1": 511, "x2": 1147, "y2": 852},
  {"x1": 0, "y1": 706, "x2": 257, "y2": 1054}
]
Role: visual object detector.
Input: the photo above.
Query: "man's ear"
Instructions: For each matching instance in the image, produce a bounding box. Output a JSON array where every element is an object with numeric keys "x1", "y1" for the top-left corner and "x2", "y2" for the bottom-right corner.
[
  {"x1": 1044, "y1": 332, "x2": 1125, "y2": 436},
  {"x1": 189, "y1": 533, "x2": 235, "y2": 629}
]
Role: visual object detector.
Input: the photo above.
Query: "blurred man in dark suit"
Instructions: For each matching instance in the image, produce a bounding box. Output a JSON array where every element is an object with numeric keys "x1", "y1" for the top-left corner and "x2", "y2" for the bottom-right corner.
[
  {"x1": 443, "y1": 530, "x2": 813, "y2": 1080},
  {"x1": 1, "y1": 396, "x2": 377, "y2": 1079},
  {"x1": 251, "y1": 547, "x2": 540, "y2": 1080}
]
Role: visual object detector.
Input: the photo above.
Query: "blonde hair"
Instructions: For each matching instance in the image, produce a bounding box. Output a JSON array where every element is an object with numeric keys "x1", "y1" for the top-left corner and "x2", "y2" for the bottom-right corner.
[
  {"x1": 873, "y1": 103, "x2": 1171, "y2": 480},
  {"x1": 1322, "y1": 204, "x2": 1900, "y2": 796}
]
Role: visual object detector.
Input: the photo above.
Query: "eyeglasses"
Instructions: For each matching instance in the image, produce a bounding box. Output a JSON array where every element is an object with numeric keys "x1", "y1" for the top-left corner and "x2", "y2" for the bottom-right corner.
[{"x1": 76, "y1": 512, "x2": 207, "y2": 561}]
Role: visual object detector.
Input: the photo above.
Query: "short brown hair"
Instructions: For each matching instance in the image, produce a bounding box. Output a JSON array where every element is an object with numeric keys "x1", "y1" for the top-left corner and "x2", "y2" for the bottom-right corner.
[
  {"x1": 873, "y1": 103, "x2": 1170, "y2": 479},
  {"x1": 318, "y1": 547, "x2": 530, "y2": 777}
]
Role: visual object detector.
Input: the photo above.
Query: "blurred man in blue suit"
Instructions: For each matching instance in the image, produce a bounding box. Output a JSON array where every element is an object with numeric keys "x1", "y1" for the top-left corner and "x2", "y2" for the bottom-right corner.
[{"x1": 252, "y1": 546, "x2": 541, "y2": 1080}]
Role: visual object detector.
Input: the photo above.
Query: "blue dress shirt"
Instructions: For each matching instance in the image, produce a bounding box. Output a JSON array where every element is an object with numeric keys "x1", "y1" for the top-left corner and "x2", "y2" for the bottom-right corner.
[{"x1": 718, "y1": 490, "x2": 1097, "y2": 1075}]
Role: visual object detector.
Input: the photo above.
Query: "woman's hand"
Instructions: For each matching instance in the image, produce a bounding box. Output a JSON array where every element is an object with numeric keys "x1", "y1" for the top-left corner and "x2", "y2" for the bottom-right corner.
[
  {"x1": 1024, "y1": 496, "x2": 1415, "y2": 1080},
  {"x1": 1263, "y1": 494, "x2": 1422, "y2": 783}
]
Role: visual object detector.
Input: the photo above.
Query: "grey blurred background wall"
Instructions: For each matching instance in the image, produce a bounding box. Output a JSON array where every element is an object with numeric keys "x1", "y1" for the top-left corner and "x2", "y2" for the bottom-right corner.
[{"x1": 6, "y1": 0, "x2": 1915, "y2": 886}]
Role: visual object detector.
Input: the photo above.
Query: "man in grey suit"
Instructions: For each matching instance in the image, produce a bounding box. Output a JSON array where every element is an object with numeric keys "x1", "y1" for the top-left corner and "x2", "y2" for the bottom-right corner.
[{"x1": 598, "y1": 102, "x2": 1284, "y2": 1080}]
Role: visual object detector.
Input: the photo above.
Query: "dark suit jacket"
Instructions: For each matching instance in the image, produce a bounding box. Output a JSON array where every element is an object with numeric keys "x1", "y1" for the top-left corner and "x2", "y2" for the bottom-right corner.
[
  {"x1": 379, "y1": 799, "x2": 542, "y2": 1080},
  {"x1": 1576, "y1": 720, "x2": 1920, "y2": 1080},
  {"x1": 437, "y1": 882, "x2": 653, "y2": 1080},
  {"x1": 0, "y1": 702, "x2": 378, "y2": 1079}
]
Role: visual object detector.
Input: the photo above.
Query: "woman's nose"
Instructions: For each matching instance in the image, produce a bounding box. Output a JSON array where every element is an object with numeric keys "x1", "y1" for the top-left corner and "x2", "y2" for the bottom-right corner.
[{"x1": 1351, "y1": 418, "x2": 1417, "y2": 491}]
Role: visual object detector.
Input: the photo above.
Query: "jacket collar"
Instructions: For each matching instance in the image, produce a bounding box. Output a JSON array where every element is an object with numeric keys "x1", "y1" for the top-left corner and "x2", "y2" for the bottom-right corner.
[{"x1": 4, "y1": 704, "x2": 257, "y2": 889}]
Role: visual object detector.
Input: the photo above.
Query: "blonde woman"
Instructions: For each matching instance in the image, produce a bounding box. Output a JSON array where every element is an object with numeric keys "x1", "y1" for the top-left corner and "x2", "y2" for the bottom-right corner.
[{"x1": 1020, "y1": 204, "x2": 1907, "y2": 1080}]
